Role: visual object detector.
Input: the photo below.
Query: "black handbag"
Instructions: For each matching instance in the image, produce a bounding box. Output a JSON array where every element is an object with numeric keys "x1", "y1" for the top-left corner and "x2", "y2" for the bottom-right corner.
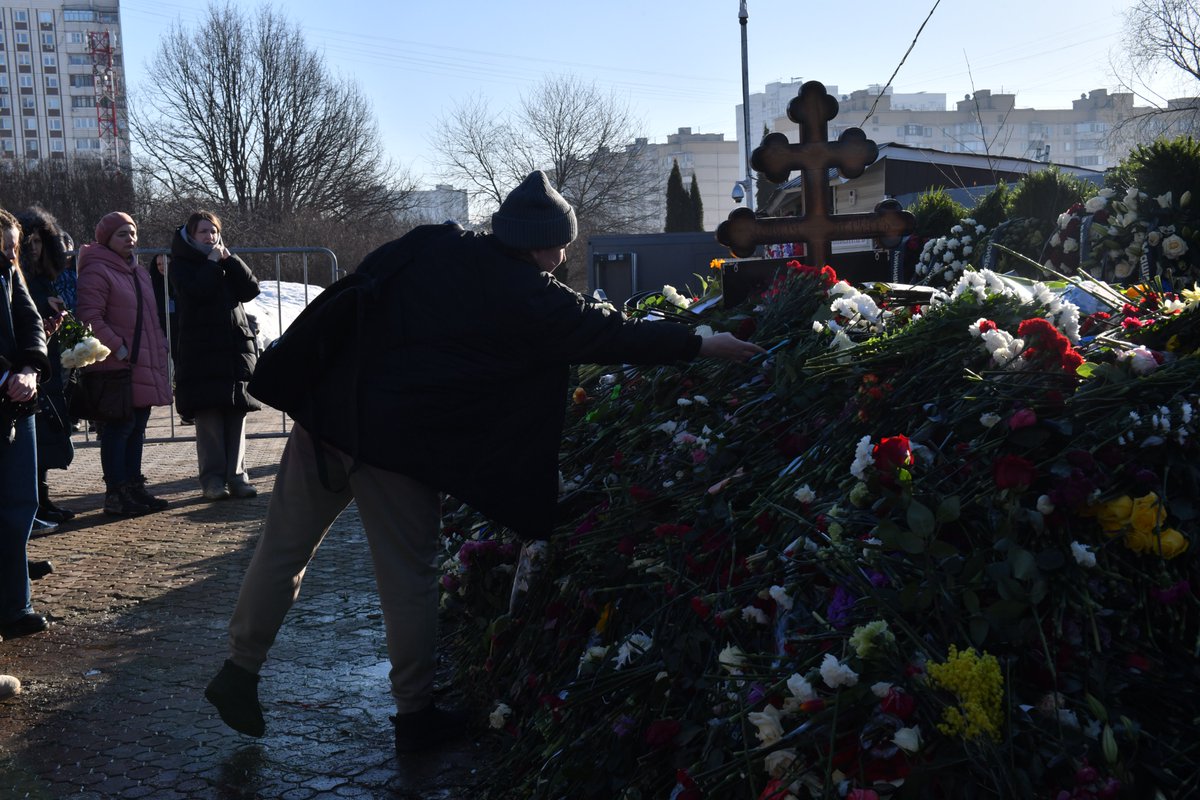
[
  {"x1": 68, "y1": 367, "x2": 133, "y2": 422},
  {"x1": 67, "y1": 271, "x2": 143, "y2": 423}
]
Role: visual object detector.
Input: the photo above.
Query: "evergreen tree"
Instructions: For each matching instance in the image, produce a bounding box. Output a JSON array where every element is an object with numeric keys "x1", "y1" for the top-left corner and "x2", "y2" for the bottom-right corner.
[
  {"x1": 754, "y1": 124, "x2": 779, "y2": 210},
  {"x1": 688, "y1": 174, "x2": 705, "y2": 231},
  {"x1": 665, "y1": 159, "x2": 691, "y2": 232}
]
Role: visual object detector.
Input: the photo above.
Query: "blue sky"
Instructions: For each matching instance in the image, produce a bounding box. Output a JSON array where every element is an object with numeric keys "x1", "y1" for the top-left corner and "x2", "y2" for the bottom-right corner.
[{"x1": 118, "y1": 0, "x2": 1186, "y2": 188}]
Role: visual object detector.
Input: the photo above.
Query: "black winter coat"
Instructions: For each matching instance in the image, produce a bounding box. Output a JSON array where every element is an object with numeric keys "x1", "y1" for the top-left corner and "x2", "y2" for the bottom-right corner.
[
  {"x1": 1, "y1": 263, "x2": 50, "y2": 433},
  {"x1": 25, "y1": 270, "x2": 73, "y2": 469},
  {"x1": 168, "y1": 228, "x2": 262, "y2": 417},
  {"x1": 1, "y1": 263, "x2": 49, "y2": 379},
  {"x1": 293, "y1": 225, "x2": 702, "y2": 540}
]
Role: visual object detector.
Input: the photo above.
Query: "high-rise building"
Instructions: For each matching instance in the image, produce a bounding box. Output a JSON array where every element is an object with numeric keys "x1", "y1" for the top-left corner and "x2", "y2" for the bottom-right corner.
[
  {"x1": 632, "y1": 127, "x2": 742, "y2": 232},
  {"x1": 0, "y1": 1, "x2": 128, "y2": 169},
  {"x1": 761, "y1": 86, "x2": 1158, "y2": 172}
]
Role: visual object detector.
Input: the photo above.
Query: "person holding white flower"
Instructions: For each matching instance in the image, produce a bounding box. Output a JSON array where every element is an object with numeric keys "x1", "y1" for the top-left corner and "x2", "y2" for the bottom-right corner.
[
  {"x1": 0, "y1": 207, "x2": 53, "y2": 640},
  {"x1": 77, "y1": 212, "x2": 173, "y2": 517},
  {"x1": 205, "y1": 170, "x2": 764, "y2": 756},
  {"x1": 17, "y1": 206, "x2": 76, "y2": 524}
]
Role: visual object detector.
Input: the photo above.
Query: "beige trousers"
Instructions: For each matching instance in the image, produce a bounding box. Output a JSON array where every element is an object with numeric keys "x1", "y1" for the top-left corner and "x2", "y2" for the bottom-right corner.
[{"x1": 226, "y1": 424, "x2": 442, "y2": 713}]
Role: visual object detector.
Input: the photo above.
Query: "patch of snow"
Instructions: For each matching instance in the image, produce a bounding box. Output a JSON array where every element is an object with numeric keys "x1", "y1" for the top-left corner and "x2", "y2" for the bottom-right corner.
[{"x1": 243, "y1": 281, "x2": 323, "y2": 350}]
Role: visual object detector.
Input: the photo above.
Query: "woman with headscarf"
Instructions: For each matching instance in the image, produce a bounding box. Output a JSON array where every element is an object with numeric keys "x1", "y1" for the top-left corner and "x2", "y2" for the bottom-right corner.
[{"x1": 76, "y1": 212, "x2": 172, "y2": 516}]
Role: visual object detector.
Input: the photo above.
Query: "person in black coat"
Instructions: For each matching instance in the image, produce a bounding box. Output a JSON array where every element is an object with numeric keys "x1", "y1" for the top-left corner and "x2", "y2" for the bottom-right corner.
[
  {"x1": 203, "y1": 171, "x2": 764, "y2": 754},
  {"x1": 169, "y1": 211, "x2": 261, "y2": 500},
  {"x1": 0, "y1": 207, "x2": 52, "y2": 640},
  {"x1": 17, "y1": 207, "x2": 75, "y2": 524}
]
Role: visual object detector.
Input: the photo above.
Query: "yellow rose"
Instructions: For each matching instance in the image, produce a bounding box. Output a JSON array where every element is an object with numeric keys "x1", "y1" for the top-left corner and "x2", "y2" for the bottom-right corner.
[
  {"x1": 1124, "y1": 527, "x2": 1155, "y2": 554},
  {"x1": 1130, "y1": 493, "x2": 1167, "y2": 535},
  {"x1": 1094, "y1": 496, "x2": 1133, "y2": 533},
  {"x1": 1157, "y1": 528, "x2": 1189, "y2": 559}
]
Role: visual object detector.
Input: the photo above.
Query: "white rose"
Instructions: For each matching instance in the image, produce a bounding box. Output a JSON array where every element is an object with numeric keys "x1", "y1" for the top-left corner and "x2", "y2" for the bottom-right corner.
[
  {"x1": 1085, "y1": 196, "x2": 1107, "y2": 213},
  {"x1": 1062, "y1": 237, "x2": 1079, "y2": 253},
  {"x1": 980, "y1": 412, "x2": 1002, "y2": 428},
  {"x1": 768, "y1": 585, "x2": 794, "y2": 611},
  {"x1": 1036, "y1": 495, "x2": 1055, "y2": 515},
  {"x1": 1161, "y1": 234, "x2": 1189, "y2": 260},
  {"x1": 793, "y1": 484, "x2": 815, "y2": 504},
  {"x1": 1156, "y1": 192, "x2": 1173, "y2": 209},
  {"x1": 1148, "y1": 231, "x2": 1162, "y2": 247}
]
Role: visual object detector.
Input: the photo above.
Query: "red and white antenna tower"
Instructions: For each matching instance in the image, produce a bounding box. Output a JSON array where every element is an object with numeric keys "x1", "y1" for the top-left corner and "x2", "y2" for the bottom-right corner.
[{"x1": 87, "y1": 30, "x2": 121, "y2": 169}]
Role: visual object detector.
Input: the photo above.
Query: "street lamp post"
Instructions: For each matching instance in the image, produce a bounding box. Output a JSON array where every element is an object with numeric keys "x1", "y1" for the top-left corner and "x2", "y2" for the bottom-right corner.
[{"x1": 739, "y1": 0, "x2": 755, "y2": 211}]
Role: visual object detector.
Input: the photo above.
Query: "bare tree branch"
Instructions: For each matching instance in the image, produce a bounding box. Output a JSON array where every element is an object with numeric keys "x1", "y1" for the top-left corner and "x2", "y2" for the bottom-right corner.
[{"x1": 130, "y1": 1, "x2": 410, "y2": 224}]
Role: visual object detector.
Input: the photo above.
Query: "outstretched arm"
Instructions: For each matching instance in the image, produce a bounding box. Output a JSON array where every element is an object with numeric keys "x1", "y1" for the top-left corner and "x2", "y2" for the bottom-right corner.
[{"x1": 698, "y1": 331, "x2": 765, "y2": 363}]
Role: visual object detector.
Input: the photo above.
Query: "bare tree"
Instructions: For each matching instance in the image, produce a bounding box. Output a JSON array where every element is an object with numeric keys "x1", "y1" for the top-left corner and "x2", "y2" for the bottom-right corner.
[
  {"x1": 0, "y1": 159, "x2": 134, "y2": 243},
  {"x1": 1113, "y1": 0, "x2": 1200, "y2": 139},
  {"x1": 131, "y1": 1, "x2": 411, "y2": 225},
  {"x1": 433, "y1": 76, "x2": 659, "y2": 285}
]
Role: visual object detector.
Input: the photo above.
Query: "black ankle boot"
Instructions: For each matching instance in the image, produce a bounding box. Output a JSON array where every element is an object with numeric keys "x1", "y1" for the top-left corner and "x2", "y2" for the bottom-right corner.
[
  {"x1": 104, "y1": 483, "x2": 150, "y2": 517},
  {"x1": 205, "y1": 660, "x2": 265, "y2": 737},
  {"x1": 128, "y1": 476, "x2": 169, "y2": 512},
  {"x1": 38, "y1": 480, "x2": 75, "y2": 523},
  {"x1": 28, "y1": 560, "x2": 54, "y2": 581}
]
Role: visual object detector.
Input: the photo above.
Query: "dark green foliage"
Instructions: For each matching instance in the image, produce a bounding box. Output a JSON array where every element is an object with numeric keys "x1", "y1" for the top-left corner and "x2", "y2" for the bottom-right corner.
[
  {"x1": 995, "y1": 168, "x2": 1095, "y2": 272},
  {"x1": 970, "y1": 182, "x2": 1009, "y2": 230},
  {"x1": 1105, "y1": 135, "x2": 1200, "y2": 199},
  {"x1": 908, "y1": 187, "x2": 968, "y2": 238},
  {"x1": 688, "y1": 174, "x2": 704, "y2": 231},
  {"x1": 1004, "y1": 167, "x2": 1092, "y2": 223},
  {"x1": 665, "y1": 160, "x2": 692, "y2": 232}
]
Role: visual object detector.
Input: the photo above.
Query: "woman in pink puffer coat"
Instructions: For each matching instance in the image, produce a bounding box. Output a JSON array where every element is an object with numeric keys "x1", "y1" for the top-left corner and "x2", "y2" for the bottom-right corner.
[{"x1": 77, "y1": 212, "x2": 172, "y2": 517}]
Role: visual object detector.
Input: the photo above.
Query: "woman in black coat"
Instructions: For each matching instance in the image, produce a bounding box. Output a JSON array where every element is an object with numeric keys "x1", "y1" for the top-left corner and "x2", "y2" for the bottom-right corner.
[
  {"x1": 0, "y1": 207, "x2": 52, "y2": 639},
  {"x1": 16, "y1": 207, "x2": 74, "y2": 523},
  {"x1": 169, "y1": 211, "x2": 261, "y2": 500}
]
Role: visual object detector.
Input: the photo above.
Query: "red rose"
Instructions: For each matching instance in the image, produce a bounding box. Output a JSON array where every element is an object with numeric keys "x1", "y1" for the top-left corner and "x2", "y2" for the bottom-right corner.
[
  {"x1": 873, "y1": 435, "x2": 913, "y2": 475},
  {"x1": 993, "y1": 454, "x2": 1036, "y2": 490}
]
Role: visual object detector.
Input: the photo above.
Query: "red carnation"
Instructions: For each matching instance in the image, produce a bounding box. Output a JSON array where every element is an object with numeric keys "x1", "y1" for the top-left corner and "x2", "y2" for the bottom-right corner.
[{"x1": 993, "y1": 454, "x2": 1037, "y2": 490}]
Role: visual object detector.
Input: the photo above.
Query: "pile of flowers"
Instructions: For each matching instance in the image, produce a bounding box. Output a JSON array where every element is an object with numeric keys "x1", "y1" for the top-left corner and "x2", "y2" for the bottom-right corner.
[
  {"x1": 57, "y1": 313, "x2": 111, "y2": 369},
  {"x1": 441, "y1": 258, "x2": 1199, "y2": 799},
  {"x1": 914, "y1": 217, "x2": 987, "y2": 287},
  {"x1": 1044, "y1": 187, "x2": 1199, "y2": 285}
]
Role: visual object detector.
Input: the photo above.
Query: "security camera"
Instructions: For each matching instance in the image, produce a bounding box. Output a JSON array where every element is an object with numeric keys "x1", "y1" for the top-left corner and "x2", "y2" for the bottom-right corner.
[{"x1": 731, "y1": 182, "x2": 746, "y2": 203}]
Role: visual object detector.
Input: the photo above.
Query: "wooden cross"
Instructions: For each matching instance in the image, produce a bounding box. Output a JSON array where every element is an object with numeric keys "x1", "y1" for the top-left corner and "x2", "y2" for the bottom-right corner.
[{"x1": 717, "y1": 80, "x2": 914, "y2": 264}]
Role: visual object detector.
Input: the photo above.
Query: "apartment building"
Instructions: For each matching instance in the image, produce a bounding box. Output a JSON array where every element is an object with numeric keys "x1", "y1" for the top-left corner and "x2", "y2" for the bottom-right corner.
[
  {"x1": 768, "y1": 86, "x2": 1145, "y2": 171},
  {"x1": 0, "y1": 1, "x2": 128, "y2": 168},
  {"x1": 633, "y1": 127, "x2": 742, "y2": 232}
]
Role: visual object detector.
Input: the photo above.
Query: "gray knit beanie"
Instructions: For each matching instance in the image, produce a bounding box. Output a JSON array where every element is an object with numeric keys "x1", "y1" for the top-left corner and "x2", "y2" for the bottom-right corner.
[{"x1": 491, "y1": 171, "x2": 578, "y2": 250}]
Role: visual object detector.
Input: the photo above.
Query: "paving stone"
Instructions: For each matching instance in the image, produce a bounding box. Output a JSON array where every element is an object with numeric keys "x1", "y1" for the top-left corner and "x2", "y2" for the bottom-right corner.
[{"x1": 0, "y1": 409, "x2": 498, "y2": 798}]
